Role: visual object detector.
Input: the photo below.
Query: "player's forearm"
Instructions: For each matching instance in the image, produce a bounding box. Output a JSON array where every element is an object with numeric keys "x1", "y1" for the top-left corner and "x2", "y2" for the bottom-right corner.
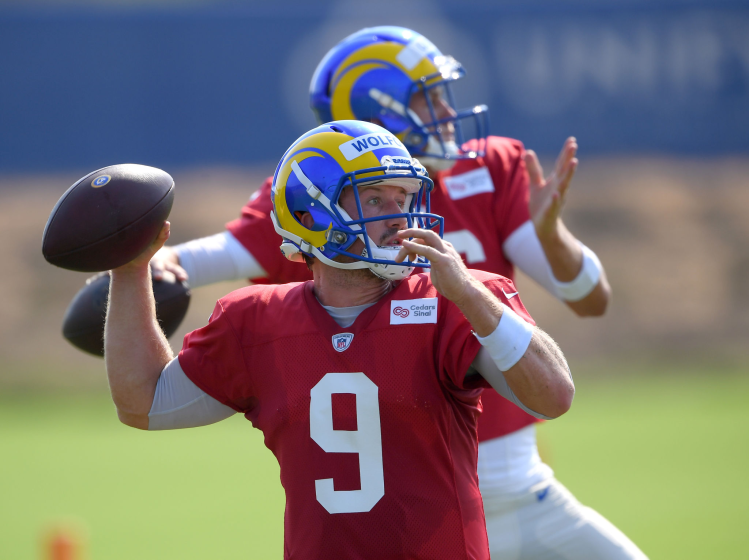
[
  {"x1": 565, "y1": 275, "x2": 611, "y2": 316},
  {"x1": 170, "y1": 232, "x2": 266, "y2": 287},
  {"x1": 502, "y1": 329, "x2": 574, "y2": 418},
  {"x1": 474, "y1": 307, "x2": 574, "y2": 418},
  {"x1": 105, "y1": 267, "x2": 173, "y2": 430},
  {"x1": 537, "y1": 219, "x2": 582, "y2": 281},
  {"x1": 538, "y1": 219, "x2": 610, "y2": 316},
  {"x1": 451, "y1": 279, "x2": 502, "y2": 337}
]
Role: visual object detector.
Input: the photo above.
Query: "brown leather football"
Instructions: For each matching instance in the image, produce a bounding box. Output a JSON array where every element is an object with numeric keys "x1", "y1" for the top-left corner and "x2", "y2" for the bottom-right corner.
[{"x1": 42, "y1": 163, "x2": 174, "y2": 272}]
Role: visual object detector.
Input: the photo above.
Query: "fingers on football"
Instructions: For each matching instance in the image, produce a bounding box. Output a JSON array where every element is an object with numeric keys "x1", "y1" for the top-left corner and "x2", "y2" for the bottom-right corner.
[
  {"x1": 141, "y1": 222, "x2": 171, "y2": 263},
  {"x1": 156, "y1": 222, "x2": 170, "y2": 247},
  {"x1": 524, "y1": 150, "x2": 544, "y2": 188}
]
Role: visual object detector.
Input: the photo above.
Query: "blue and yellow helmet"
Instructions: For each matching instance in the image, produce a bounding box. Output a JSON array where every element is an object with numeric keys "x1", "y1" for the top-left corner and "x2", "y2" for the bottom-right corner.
[
  {"x1": 270, "y1": 120, "x2": 443, "y2": 280},
  {"x1": 309, "y1": 26, "x2": 489, "y2": 168}
]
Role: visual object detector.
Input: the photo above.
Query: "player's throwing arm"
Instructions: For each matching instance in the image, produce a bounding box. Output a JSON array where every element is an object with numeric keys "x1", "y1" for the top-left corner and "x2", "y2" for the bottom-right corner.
[
  {"x1": 105, "y1": 222, "x2": 175, "y2": 430},
  {"x1": 397, "y1": 228, "x2": 574, "y2": 418}
]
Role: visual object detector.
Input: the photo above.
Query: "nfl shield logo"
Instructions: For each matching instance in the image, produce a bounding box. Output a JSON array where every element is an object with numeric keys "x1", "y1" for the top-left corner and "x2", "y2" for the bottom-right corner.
[{"x1": 332, "y1": 333, "x2": 354, "y2": 352}]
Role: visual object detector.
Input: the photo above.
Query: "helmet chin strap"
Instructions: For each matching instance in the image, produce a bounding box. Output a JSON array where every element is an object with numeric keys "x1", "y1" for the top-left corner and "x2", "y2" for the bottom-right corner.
[{"x1": 361, "y1": 244, "x2": 415, "y2": 281}]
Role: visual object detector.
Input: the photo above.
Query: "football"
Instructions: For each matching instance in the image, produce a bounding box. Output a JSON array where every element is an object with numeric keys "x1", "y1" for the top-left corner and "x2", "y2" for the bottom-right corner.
[
  {"x1": 42, "y1": 163, "x2": 174, "y2": 272},
  {"x1": 62, "y1": 271, "x2": 191, "y2": 357}
]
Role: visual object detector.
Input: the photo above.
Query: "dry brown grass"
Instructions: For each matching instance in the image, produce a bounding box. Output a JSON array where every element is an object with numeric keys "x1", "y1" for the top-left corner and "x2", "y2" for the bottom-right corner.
[{"x1": 1, "y1": 158, "x2": 747, "y2": 390}]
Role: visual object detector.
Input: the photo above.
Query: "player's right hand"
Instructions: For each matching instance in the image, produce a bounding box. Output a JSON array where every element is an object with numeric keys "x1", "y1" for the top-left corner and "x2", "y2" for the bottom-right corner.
[
  {"x1": 113, "y1": 222, "x2": 173, "y2": 275},
  {"x1": 395, "y1": 228, "x2": 473, "y2": 304},
  {"x1": 526, "y1": 137, "x2": 578, "y2": 241},
  {"x1": 150, "y1": 244, "x2": 188, "y2": 282}
]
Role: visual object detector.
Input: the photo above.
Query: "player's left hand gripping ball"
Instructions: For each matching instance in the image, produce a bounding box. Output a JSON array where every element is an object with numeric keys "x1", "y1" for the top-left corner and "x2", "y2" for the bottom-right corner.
[{"x1": 42, "y1": 163, "x2": 174, "y2": 272}]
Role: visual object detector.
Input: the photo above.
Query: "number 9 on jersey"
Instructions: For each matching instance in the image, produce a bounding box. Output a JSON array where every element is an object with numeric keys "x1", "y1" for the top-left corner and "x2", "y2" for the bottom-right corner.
[{"x1": 310, "y1": 372, "x2": 384, "y2": 514}]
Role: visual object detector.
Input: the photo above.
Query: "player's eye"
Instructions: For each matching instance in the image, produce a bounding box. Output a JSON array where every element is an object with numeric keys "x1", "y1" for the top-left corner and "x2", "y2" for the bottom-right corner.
[{"x1": 367, "y1": 197, "x2": 380, "y2": 206}]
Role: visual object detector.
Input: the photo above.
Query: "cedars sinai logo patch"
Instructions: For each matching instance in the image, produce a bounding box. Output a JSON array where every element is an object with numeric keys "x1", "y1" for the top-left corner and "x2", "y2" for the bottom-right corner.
[{"x1": 390, "y1": 298, "x2": 438, "y2": 325}]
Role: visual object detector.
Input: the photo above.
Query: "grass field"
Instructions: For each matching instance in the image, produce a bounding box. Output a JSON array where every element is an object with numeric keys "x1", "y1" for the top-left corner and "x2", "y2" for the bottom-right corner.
[{"x1": 1, "y1": 366, "x2": 747, "y2": 559}]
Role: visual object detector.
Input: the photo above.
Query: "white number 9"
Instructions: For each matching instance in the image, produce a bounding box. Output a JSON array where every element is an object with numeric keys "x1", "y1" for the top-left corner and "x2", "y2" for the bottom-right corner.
[{"x1": 310, "y1": 372, "x2": 384, "y2": 514}]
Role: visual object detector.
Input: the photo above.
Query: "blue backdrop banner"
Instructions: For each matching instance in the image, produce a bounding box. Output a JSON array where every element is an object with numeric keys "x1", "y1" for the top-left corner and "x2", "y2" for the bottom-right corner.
[{"x1": 1, "y1": 1, "x2": 748, "y2": 172}]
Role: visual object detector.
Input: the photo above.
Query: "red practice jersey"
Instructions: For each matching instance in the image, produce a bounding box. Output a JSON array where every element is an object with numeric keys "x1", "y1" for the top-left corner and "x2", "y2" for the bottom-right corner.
[
  {"x1": 179, "y1": 271, "x2": 534, "y2": 559},
  {"x1": 226, "y1": 136, "x2": 538, "y2": 442}
]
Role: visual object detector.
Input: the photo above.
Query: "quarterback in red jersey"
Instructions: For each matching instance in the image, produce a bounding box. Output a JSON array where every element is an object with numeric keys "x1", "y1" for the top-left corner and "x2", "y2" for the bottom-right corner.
[
  {"x1": 106, "y1": 121, "x2": 574, "y2": 559},
  {"x1": 153, "y1": 27, "x2": 646, "y2": 559}
]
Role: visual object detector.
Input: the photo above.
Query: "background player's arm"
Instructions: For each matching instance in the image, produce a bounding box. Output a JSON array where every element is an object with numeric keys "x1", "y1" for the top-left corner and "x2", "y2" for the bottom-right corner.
[
  {"x1": 105, "y1": 223, "x2": 175, "y2": 430},
  {"x1": 519, "y1": 138, "x2": 611, "y2": 316},
  {"x1": 396, "y1": 229, "x2": 574, "y2": 419},
  {"x1": 151, "y1": 231, "x2": 266, "y2": 287}
]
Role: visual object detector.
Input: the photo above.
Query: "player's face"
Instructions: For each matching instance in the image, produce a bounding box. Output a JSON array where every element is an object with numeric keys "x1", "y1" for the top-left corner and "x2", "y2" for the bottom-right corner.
[
  {"x1": 409, "y1": 86, "x2": 457, "y2": 143},
  {"x1": 338, "y1": 183, "x2": 409, "y2": 248}
]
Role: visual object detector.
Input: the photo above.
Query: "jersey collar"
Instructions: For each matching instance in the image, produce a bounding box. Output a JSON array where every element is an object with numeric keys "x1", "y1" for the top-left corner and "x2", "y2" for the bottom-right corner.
[{"x1": 302, "y1": 279, "x2": 405, "y2": 338}]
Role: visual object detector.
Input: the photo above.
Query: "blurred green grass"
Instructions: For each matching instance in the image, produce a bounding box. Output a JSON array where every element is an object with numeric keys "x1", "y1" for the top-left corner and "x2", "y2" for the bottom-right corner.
[{"x1": 1, "y1": 366, "x2": 747, "y2": 559}]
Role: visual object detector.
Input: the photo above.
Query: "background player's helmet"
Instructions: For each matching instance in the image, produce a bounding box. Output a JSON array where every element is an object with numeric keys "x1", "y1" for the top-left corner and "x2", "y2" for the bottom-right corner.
[
  {"x1": 309, "y1": 26, "x2": 490, "y2": 171},
  {"x1": 270, "y1": 120, "x2": 443, "y2": 280}
]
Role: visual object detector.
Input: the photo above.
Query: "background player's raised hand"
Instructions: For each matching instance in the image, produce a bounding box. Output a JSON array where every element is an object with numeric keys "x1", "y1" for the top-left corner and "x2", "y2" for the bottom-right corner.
[{"x1": 526, "y1": 137, "x2": 578, "y2": 241}]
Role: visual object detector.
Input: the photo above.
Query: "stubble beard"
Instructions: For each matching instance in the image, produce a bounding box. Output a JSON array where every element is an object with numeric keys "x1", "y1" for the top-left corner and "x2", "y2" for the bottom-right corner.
[{"x1": 323, "y1": 228, "x2": 403, "y2": 293}]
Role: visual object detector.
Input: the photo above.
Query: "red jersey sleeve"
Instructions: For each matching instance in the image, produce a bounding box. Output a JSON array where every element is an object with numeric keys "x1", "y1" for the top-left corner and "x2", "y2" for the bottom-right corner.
[
  {"x1": 177, "y1": 299, "x2": 257, "y2": 413},
  {"x1": 225, "y1": 177, "x2": 313, "y2": 285},
  {"x1": 479, "y1": 272, "x2": 535, "y2": 327},
  {"x1": 485, "y1": 137, "x2": 531, "y2": 246}
]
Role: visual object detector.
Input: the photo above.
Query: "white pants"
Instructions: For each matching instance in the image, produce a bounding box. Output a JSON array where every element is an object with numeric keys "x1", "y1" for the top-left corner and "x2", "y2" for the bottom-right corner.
[{"x1": 483, "y1": 478, "x2": 648, "y2": 560}]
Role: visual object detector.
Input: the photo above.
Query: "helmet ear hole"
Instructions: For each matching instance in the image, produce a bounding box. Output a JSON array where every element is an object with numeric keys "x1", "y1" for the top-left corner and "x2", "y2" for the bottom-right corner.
[{"x1": 295, "y1": 210, "x2": 315, "y2": 230}]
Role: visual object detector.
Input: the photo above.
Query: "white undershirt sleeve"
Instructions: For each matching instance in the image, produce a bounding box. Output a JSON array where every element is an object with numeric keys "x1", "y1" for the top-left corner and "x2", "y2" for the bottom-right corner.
[
  {"x1": 502, "y1": 220, "x2": 560, "y2": 297},
  {"x1": 171, "y1": 231, "x2": 267, "y2": 288},
  {"x1": 148, "y1": 357, "x2": 236, "y2": 430},
  {"x1": 502, "y1": 220, "x2": 602, "y2": 302}
]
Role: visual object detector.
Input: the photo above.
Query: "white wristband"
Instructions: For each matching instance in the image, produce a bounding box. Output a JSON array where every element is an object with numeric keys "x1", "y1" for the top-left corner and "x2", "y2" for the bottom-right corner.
[
  {"x1": 551, "y1": 243, "x2": 602, "y2": 302},
  {"x1": 476, "y1": 304, "x2": 534, "y2": 372}
]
